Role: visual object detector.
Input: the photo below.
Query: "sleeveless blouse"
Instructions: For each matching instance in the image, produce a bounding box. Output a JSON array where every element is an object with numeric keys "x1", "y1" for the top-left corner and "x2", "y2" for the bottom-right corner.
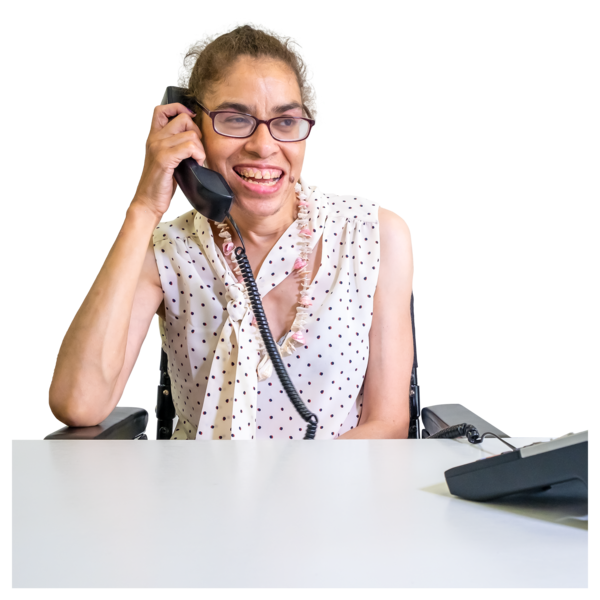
[{"x1": 153, "y1": 180, "x2": 380, "y2": 440}]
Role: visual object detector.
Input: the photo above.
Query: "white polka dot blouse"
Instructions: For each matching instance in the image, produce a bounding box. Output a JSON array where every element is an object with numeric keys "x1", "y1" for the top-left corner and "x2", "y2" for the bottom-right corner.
[{"x1": 153, "y1": 179, "x2": 380, "y2": 440}]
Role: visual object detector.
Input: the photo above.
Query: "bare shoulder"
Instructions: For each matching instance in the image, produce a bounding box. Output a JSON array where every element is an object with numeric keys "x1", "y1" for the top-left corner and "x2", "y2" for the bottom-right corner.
[
  {"x1": 379, "y1": 206, "x2": 417, "y2": 293},
  {"x1": 379, "y1": 206, "x2": 412, "y2": 243}
]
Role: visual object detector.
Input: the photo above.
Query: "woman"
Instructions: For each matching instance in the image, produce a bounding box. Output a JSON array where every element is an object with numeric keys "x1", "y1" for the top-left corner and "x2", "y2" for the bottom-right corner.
[{"x1": 49, "y1": 25, "x2": 414, "y2": 440}]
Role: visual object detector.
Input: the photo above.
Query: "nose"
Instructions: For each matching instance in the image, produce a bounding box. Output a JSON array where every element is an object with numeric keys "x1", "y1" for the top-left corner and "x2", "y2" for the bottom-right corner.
[{"x1": 243, "y1": 122, "x2": 278, "y2": 157}]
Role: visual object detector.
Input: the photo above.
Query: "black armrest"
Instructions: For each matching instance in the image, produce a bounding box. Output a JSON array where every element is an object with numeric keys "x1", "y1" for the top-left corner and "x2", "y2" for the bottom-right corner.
[
  {"x1": 421, "y1": 403, "x2": 509, "y2": 438},
  {"x1": 44, "y1": 403, "x2": 505, "y2": 440},
  {"x1": 44, "y1": 407, "x2": 148, "y2": 440}
]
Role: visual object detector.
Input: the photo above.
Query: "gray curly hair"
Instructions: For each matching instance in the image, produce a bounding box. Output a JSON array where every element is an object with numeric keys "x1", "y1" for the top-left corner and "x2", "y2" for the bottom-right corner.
[{"x1": 175, "y1": 20, "x2": 327, "y2": 130}]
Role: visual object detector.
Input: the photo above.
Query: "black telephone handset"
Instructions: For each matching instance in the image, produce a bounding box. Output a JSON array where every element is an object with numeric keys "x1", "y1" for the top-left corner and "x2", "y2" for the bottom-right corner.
[
  {"x1": 161, "y1": 86, "x2": 233, "y2": 223},
  {"x1": 160, "y1": 87, "x2": 318, "y2": 439}
]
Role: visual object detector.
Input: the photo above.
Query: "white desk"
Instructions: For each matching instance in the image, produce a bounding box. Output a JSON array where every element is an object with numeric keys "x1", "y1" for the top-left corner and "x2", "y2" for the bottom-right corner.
[{"x1": 12, "y1": 437, "x2": 587, "y2": 588}]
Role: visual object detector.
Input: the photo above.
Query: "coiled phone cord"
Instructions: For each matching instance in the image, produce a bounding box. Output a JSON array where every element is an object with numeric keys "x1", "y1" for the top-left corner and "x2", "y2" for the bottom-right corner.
[
  {"x1": 227, "y1": 215, "x2": 319, "y2": 440},
  {"x1": 427, "y1": 423, "x2": 517, "y2": 450}
]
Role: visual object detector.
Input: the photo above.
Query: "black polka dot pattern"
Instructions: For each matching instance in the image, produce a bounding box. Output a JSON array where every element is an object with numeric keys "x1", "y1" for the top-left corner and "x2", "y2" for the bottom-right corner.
[{"x1": 152, "y1": 180, "x2": 380, "y2": 440}]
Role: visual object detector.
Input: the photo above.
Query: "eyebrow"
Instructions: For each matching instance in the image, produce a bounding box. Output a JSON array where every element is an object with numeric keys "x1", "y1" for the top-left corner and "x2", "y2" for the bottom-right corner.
[{"x1": 211, "y1": 101, "x2": 304, "y2": 115}]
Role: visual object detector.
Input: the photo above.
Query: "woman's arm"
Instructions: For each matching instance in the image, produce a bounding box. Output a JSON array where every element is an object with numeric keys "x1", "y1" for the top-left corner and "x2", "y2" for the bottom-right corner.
[
  {"x1": 49, "y1": 210, "x2": 162, "y2": 427},
  {"x1": 337, "y1": 207, "x2": 414, "y2": 439}
]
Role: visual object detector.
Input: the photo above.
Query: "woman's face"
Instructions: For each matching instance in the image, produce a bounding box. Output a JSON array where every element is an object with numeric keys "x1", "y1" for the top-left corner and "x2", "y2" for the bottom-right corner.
[{"x1": 199, "y1": 56, "x2": 307, "y2": 220}]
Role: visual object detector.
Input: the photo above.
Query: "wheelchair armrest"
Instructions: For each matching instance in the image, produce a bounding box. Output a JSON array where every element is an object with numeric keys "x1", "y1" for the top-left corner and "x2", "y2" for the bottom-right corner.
[
  {"x1": 44, "y1": 407, "x2": 148, "y2": 440},
  {"x1": 421, "y1": 403, "x2": 509, "y2": 438}
]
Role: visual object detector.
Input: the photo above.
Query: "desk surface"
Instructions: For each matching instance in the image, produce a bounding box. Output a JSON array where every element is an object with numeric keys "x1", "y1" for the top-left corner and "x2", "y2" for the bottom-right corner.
[{"x1": 13, "y1": 437, "x2": 587, "y2": 588}]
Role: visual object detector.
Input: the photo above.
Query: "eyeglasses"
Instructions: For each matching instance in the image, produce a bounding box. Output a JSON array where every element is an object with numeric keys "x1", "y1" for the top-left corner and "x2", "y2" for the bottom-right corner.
[{"x1": 196, "y1": 104, "x2": 315, "y2": 142}]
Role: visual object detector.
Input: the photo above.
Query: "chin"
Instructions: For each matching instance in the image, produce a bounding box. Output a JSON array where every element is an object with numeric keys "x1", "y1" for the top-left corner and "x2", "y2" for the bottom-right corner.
[
  {"x1": 229, "y1": 175, "x2": 296, "y2": 218},
  {"x1": 233, "y1": 195, "x2": 289, "y2": 218}
]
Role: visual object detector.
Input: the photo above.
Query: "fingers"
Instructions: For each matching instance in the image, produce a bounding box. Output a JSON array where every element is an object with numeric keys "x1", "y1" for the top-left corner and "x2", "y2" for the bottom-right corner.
[
  {"x1": 159, "y1": 113, "x2": 202, "y2": 142},
  {"x1": 156, "y1": 129, "x2": 201, "y2": 150},
  {"x1": 150, "y1": 102, "x2": 196, "y2": 134},
  {"x1": 150, "y1": 130, "x2": 206, "y2": 169},
  {"x1": 148, "y1": 106, "x2": 202, "y2": 150},
  {"x1": 146, "y1": 103, "x2": 204, "y2": 167}
]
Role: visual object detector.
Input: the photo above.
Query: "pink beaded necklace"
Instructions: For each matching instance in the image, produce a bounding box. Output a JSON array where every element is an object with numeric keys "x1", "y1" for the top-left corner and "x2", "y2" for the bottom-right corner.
[{"x1": 216, "y1": 182, "x2": 313, "y2": 371}]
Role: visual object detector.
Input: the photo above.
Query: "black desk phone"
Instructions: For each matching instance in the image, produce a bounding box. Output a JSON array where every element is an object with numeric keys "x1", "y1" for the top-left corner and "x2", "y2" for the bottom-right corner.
[
  {"x1": 161, "y1": 86, "x2": 319, "y2": 439},
  {"x1": 444, "y1": 430, "x2": 588, "y2": 501}
]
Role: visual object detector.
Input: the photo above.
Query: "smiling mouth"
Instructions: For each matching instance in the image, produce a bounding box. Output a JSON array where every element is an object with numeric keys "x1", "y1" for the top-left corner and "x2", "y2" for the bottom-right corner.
[{"x1": 233, "y1": 169, "x2": 283, "y2": 187}]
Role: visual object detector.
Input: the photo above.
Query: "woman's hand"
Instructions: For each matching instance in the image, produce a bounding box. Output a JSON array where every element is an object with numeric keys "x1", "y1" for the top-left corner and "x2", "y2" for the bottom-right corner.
[{"x1": 132, "y1": 102, "x2": 205, "y2": 220}]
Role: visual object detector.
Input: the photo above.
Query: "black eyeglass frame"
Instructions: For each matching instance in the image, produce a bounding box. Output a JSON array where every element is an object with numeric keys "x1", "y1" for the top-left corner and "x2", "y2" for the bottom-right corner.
[{"x1": 196, "y1": 103, "x2": 316, "y2": 142}]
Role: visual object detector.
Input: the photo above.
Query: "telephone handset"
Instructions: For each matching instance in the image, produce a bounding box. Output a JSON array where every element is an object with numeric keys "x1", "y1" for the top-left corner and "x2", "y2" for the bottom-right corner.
[
  {"x1": 160, "y1": 86, "x2": 318, "y2": 439},
  {"x1": 161, "y1": 86, "x2": 233, "y2": 223}
]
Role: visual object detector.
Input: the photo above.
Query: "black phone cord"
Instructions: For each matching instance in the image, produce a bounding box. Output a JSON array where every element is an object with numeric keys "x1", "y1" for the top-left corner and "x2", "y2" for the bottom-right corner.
[
  {"x1": 426, "y1": 423, "x2": 481, "y2": 443},
  {"x1": 426, "y1": 423, "x2": 517, "y2": 450},
  {"x1": 232, "y1": 244, "x2": 318, "y2": 440}
]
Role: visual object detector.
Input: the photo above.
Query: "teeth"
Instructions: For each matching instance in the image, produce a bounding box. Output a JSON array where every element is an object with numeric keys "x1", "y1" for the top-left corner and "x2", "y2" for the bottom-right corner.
[
  {"x1": 239, "y1": 174, "x2": 278, "y2": 186},
  {"x1": 241, "y1": 175, "x2": 276, "y2": 184},
  {"x1": 236, "y1": 167, "x2": 282, "y2": 180}
]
